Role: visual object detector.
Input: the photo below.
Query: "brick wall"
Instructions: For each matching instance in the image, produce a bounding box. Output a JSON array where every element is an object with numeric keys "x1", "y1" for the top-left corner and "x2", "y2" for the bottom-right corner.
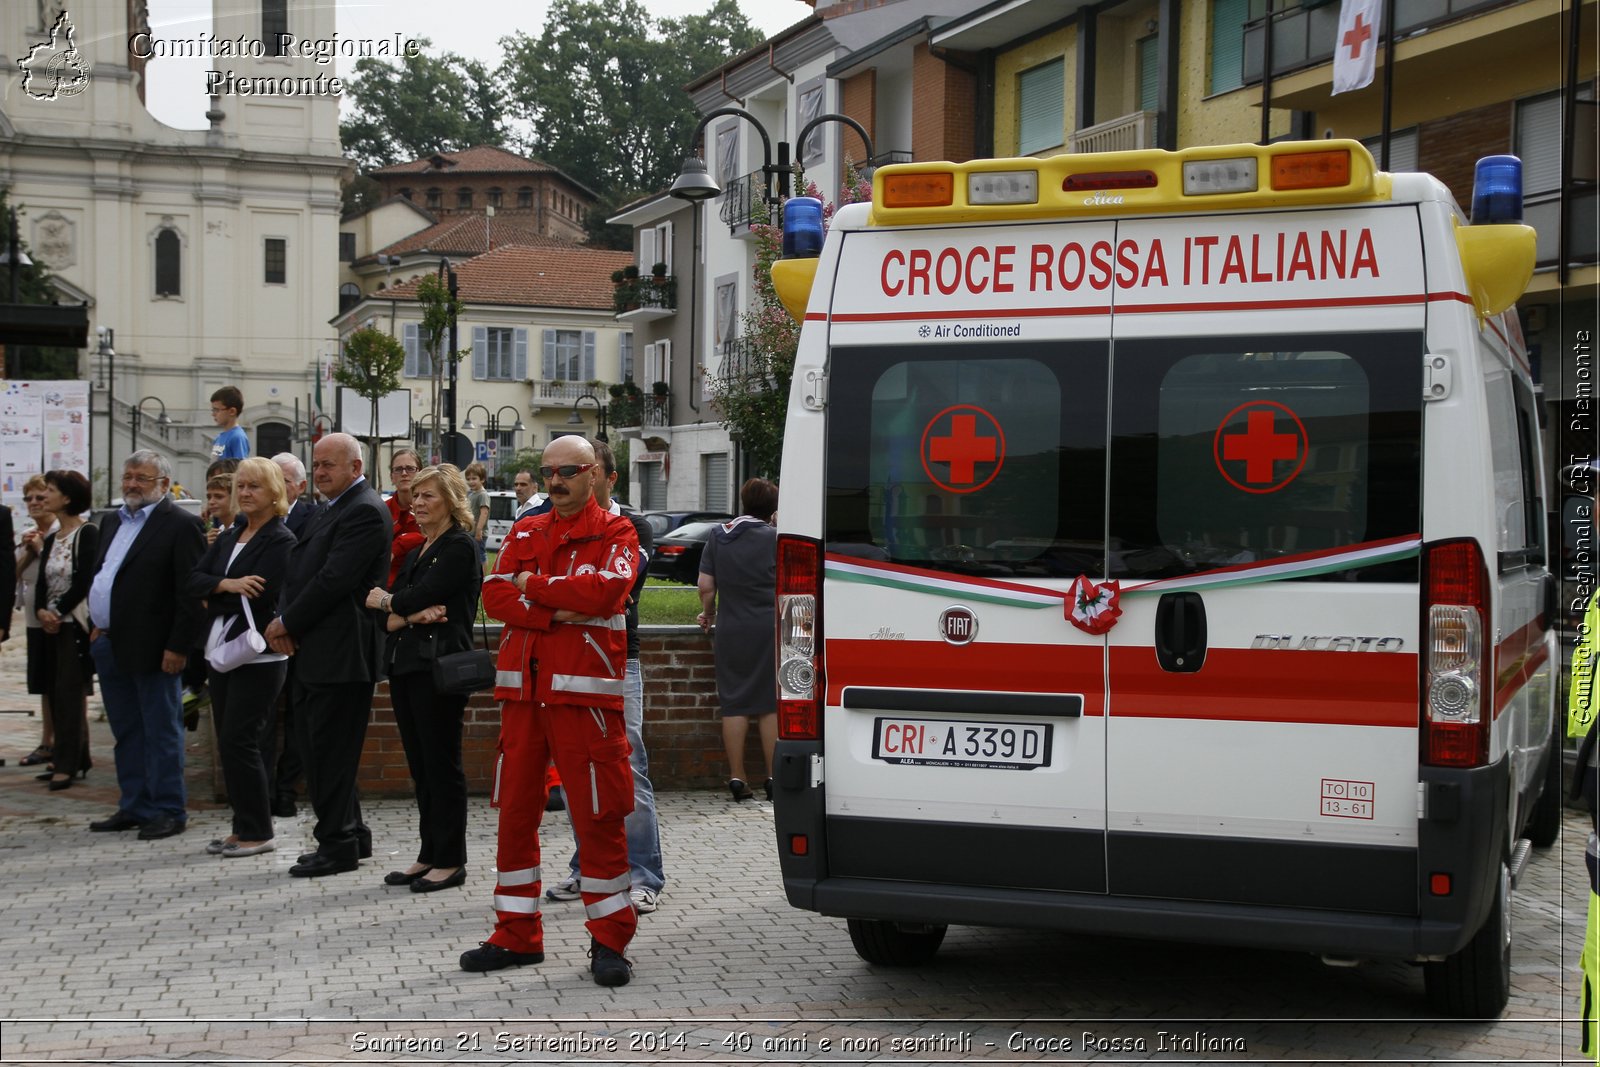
[
  {"x1": 841, "y1": 70, "x2": 876, "y2": 167},
  {"x1": 911, "y1": 44, "x2": 978, "y2": 164},
  {"x1": 1418, "y1": 102, "x2": 1512, "y2": 211},
  {"x1": 344, "y1": 626, "x2": 759, "y2": 799}
]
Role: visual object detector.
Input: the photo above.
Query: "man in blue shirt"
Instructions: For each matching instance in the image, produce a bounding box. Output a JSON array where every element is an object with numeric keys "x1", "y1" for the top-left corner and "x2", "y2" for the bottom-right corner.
[
  {"x1": 210, "y1": 386, "x2": 249, "y2": 461},
  {"x1": 86, "y1": 451, "x2": 206, "y2": 839}
]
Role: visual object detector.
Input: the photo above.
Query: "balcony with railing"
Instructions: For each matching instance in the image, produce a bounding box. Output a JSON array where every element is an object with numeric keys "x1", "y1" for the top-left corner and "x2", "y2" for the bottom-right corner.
[
  {"x1": 528, "y1": 380, "x2": 600, "y2": 409},
  {"x1": 614, "y1": 275, "x2": 677, "y2": 322},
  {"x1": 610, "y1": 386, "x2": 671, "y2": 432},
  {"x1": 715, "y1": 337, "x2": 773, "y2": 392},
  {"x1": 718, "y1": 170, "x2": 770, "y2": 237},
  {"x1": 1070, "y1": 111, "x2": 1157, "y2": 154}
]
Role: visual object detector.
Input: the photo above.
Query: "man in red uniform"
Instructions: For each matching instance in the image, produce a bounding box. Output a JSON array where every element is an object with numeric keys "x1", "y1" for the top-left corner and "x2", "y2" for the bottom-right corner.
[
  {"x1": 384, "y1": 449, "x2": 425, "y2": 588},
  {"x1": 459, "y1": 435, "x2": 641, "y2": 986}
]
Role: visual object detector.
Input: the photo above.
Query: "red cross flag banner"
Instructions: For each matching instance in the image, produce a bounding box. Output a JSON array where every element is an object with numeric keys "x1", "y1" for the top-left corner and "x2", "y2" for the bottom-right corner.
[{"x1": 1332, "y1": 0, "x2": 1382, "y2": 95}]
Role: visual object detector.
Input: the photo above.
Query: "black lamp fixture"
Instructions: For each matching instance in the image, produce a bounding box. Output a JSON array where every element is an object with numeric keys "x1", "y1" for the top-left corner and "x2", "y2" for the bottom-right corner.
[
  {"x1": 462, "y1": 404, "x2": 526, "y2": 470},
  {"x1": 131, "y1": 395, "x2": 170, "y2": 459},
  {"x1": 98, "y1": 326, "x2": 114, "y2": 506},
  {"x1": 568, "y1": 393, "x2": 608, "y2": 443},
  {"x1": 670, "y1": 107, "x2": 876, "y2": 206}
]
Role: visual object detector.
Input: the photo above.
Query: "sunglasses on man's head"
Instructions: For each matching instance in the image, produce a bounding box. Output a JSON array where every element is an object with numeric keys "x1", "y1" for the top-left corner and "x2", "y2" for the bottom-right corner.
[{"x1": 539, "y1": 463, "x2": 594, "y2": 480}]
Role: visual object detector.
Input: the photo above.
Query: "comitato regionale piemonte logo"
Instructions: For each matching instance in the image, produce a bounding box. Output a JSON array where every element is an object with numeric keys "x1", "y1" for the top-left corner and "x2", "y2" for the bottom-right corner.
[{"x1": 19, "y1": 8, "x2": 92, "y2": 102}]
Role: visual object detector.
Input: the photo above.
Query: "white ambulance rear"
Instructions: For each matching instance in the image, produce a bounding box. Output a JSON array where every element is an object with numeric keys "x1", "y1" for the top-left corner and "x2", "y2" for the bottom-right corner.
[{"x1": 768, "y1": 142, "x2": 1559, "y2": 1017}]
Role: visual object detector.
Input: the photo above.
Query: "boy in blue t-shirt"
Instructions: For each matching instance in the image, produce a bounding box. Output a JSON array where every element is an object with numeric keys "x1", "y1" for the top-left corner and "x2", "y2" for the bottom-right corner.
[{"x1": 210, "y1": 385, "x2": 249, "y2": 460}]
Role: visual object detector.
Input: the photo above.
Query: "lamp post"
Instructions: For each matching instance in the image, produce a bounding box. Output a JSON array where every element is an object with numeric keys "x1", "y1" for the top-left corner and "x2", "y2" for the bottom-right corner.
[
  {"x1": 568, "y1": 393, "x2": 608, "y2": 444},
  {"x1": 413, "y1": 411, "x2": 441, "y2": 465},
  {"x1": 437, "y1": 257, "x2": 459, "y2": 438},
  {"x1": 462, "y1": 403, "x2": 526, "y2": 478},
  {"x1": 294, "y1": 413, "x2": 332, "y2": 469},
  {"x1": 97, "y1": 327, "x2": 114, "y2": 505},
  {"x1": 670, "y1": 108, "x2": 876, "y2": 207},
  {"x1": 131, "y1": 395, "x2": 170, "y2": 460}
]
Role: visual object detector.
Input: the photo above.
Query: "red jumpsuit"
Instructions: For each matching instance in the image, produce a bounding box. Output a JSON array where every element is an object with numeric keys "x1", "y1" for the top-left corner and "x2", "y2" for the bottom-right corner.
[
  {"x1": 386, "y1": 494, "x2": 424, "y2": 589},
  {"x1": 480, "y1": 498, "x2": 641, "y2": 955}
]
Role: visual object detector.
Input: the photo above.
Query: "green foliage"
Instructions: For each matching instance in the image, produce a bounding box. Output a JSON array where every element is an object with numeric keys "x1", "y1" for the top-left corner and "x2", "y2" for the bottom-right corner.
[
  {"x1": 335, "y1": 327, "x2": 406, "y2": 473},
  {"x1": 340, "y1": 174, "x2": 381, "y2": 217},
  {"x1": 499, "y1": 0, "x2": 760, "y2": 198},
  {"x1": 339, "y1": 39, "x2": 506, "y2": 170},
  {"x1": 710, "y1": 167, "x2": 873, "y2": 478}
]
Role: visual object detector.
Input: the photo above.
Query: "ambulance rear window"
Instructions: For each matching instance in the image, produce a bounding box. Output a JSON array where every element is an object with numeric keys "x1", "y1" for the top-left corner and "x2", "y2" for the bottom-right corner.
[{"x1": 1108, "y1": 332, "x2": 1423, "y2": 582}]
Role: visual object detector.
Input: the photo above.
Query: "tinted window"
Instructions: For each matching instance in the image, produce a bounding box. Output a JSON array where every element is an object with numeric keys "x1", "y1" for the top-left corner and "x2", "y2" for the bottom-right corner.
[
  {"x1": 1108, "y1": 332, "x2": 1423, "y2": 581},
  {"x1": 489, "y1": 495, "x2": 516, "y2": 521},
  {"x1": 665, "y1": 521, "x2": 719, "y2": 541},
  {"x1": 826, "y1": 342, "x2": 1108, "y2": 578}
]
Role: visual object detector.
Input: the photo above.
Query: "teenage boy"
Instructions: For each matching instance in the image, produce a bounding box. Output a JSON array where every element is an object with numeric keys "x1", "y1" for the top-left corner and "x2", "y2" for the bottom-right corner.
[{"x1": 210, "y1": 387, "x2": 249, "y2": 461}]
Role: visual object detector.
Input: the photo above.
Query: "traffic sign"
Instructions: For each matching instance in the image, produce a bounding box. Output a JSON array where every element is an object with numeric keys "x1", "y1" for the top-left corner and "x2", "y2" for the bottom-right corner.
[{"x1": 475, "y1": 440, "x2": 490, "y2": 462}]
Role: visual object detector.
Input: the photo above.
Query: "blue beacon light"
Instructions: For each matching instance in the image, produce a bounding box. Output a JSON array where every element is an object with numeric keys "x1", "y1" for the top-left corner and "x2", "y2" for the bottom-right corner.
[
  {"x1": 1471, "y1": 155, "x2": 1523, "y2": 225},
  {"x1": 781, "y1": 197, "x2": 824, "y2": 259}
]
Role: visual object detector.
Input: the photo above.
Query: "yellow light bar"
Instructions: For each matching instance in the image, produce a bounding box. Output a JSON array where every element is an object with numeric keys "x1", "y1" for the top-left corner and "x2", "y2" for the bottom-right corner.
[{"x1": 868, "y1": 140, "x2": 1388, "y2": 227}]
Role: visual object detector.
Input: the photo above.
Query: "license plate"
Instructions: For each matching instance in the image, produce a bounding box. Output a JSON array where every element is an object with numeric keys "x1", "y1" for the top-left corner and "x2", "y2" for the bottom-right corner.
[{"x1": 871, "y1": 717, "x2": 1053, "y2": 771}]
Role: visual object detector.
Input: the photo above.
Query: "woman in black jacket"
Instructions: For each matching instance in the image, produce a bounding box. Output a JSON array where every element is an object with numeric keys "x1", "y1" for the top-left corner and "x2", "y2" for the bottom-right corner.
[
  {"x1": 364, "y1": 463, "x2": 480, "y2": 893},
  {"x1": 34, "y1": 470, "x2": 97, "y2": 791},
  {"x1": 186, "y1": 457, "x2": 296, "y2": 857}
]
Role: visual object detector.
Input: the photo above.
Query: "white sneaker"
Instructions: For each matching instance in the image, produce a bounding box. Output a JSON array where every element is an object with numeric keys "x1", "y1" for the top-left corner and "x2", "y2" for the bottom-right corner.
[
  {"x1": 630, "y1": 886, "x2": 660, "y2": 914},
  {"x1": 545, "y1": 873, "x2": 582, "y2": 901}
]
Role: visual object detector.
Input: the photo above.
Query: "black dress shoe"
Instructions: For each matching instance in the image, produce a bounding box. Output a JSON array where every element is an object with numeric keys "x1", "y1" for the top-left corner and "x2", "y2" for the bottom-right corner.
[
  {"x1": 290, "y1": 854, "x2": 359, "y2": 878},
  {"x1": 459, "y1": 941, "x2": 543, "y2": 972},
  {"x1": 90, "y1": 812, "x2": 142, "y2": 832},
  {"x1": 358, "y1": 838, "x2": 373, "y2": 860},
  {"x1": 270, "y1": 798, "x2": 296, "y2": 818},
  {"x1": 384, "y1": 867, "x2": 432, "y2": 886},
  {"x1": 410, "y1": 866, "x2": 466, "y2": 893},
  {"x1": 137, "y1": 817, "x2": 188, "y2": 840}
]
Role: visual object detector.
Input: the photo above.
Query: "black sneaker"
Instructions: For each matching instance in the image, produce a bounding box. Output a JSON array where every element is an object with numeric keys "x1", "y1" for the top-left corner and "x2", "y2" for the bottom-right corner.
[
  {"x1": 459, "y1": 942, "x2": 544, "y2": 972},
  {"x1": 589, "y1": 939, "x2": 632, "y2": 987},
  {"x1": 545, "y1": 785, "x2": 566, "y2": 812}
]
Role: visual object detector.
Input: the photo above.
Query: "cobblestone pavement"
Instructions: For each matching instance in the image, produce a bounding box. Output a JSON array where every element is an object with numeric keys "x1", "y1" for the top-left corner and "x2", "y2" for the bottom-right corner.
[{"x1": 0, "y1": 637, "x2": 1586, "y2": 1064}]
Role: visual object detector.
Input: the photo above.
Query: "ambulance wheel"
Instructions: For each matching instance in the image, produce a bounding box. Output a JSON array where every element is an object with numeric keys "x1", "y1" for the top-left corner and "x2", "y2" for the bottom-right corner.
[
  {"x1": 1526, "y1": 722, "x2": 1564, "y2": 849},
  {"x1": 846, "y1": 918, "x2": 946, "y2": 966},
  {"x1": 1423, "y1": 861, "x2": 1511, "y2": 1018}
]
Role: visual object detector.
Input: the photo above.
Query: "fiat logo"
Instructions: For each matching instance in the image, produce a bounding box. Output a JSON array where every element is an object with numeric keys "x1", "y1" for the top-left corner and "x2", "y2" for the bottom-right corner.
[{"x1": 938, "y1": 606, "x2": 978, "y2": 645}]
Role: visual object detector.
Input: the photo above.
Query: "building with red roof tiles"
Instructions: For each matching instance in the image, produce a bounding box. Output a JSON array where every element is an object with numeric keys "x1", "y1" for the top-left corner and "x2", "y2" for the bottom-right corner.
[
  {"x1": 368, "y1": 145, "x2": 598, "y2": 242},
  {"x1": 331, "y1": 244, "x2": 635, "y2": 469}
]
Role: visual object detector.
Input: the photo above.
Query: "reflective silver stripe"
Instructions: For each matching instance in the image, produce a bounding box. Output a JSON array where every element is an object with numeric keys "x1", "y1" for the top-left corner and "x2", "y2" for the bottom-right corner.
[
  {"x1": 491, "y1": 752, "x2": 503, "y2": 805},
  {"x1": 584, "y1": 889, "x2": 633, "y2": 920},
  {"x1": 581, "y1": 632, "x2": 617, "y2": 676},
  {"x1": 484, "y1": 573, "x2": 517, "y2": 583},
  {"x1": 598, "y1": 570, "x2": 626, "y2": 581},
  {"x1": 493, "y1": 894, "x2": 542, "y2": 915},
  {"x1": 551, "y1": 673, "x2": 624, "y2": 696},
  {"x1": 496, "y1": 670, "x2": 523, "y2": 688},
  {"x1": 496, "y1": 866, "x2": 541, "y2": 887},
  {"x1": 566, "y1": 614, "x2": 626, "y2": 631},
  {"x1": 580, "y1": 872, "x2": 631, "y2": 894}
]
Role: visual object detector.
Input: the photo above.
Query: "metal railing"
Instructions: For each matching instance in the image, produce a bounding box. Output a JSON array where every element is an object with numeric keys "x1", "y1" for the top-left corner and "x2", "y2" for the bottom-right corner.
[
  {"x1": 530, "y1": 380, "x2": 600, "y2": 404},
  {"x1": 1070, "y1": 111, "x2": 1157, "y2": 154},
  {"x1": 716, "y1": 337, "x2": 769, "y2": 389},
  {"x1": 641, "y1": 393, "x2": 670, "y2": 429},
  {"x1": 718, "y1": 170, "x2": 770, "y2": 231}
]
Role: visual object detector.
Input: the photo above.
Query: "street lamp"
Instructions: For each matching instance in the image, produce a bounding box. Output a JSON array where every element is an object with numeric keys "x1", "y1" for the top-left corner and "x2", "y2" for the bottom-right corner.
[
  {"x1": 568, "y1": 393, "x2": 608, "y2": 444},
  {"x1": 413, "y1": 411, "x2": 441, "y2": 464},
  {"x1": 97, "y1": 327, "x2": 114, "y2": 505},
  {"x1": 131, "y1": 395, "x2": 170, "y2": 459},
  {"x1": 463, "y1": 403, "x2": 526, "y2": 475},
  {"x1": 670, "y1": 108, "x2": 876, "y2": 207},
  {"x1": 437, "y1": 257, "x2": 459, "y2": 437}
]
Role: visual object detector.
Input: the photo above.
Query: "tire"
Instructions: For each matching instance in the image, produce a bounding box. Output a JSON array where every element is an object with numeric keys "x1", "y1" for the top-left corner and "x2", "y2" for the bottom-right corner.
[
  {"x1": 1527, "y1": 719, "x2": 1565, "y2": 849},
  {"x1": 846, "y1": 918, "x2": 947, "y2": 966},
  {"x1": 1424, "y1": 861, "x2": 1511, "y2": 1018}
]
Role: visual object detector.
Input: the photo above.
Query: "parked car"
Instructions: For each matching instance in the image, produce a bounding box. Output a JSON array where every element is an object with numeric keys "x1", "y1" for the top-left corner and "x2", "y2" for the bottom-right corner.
[
  {"x1": 482, "y1": 490, "x2": 520, "y2": 551},
  {"x1": 646, "y1": 520, "x2": 725, "y2": 584},
  {"x1": 640, "y1": 510, "x2": 731, "y2": 541}
]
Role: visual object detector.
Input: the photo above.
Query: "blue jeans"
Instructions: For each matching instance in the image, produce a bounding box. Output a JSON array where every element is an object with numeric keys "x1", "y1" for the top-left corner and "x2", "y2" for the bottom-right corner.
[
  {"x1": 90, "y1": 634, "x2": 186, "y2": 823},
  {"x1": 566, "y1": 658, "x2": 664, "y2": 892}
]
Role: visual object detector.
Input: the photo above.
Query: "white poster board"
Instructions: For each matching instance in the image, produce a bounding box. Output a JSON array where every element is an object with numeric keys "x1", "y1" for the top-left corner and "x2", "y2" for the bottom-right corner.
[
  {"x1": 336, "y1": 387, "x2": 412, "y2": 440},
  {"x1": 0, "y1": 380, "x2": 90, "y2": 503}
]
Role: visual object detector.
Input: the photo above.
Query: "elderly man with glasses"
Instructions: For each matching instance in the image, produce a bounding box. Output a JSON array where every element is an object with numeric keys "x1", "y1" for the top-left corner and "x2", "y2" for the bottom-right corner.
[{"x1": 85, "y1": 450, "x2": 207, "y2": 839}]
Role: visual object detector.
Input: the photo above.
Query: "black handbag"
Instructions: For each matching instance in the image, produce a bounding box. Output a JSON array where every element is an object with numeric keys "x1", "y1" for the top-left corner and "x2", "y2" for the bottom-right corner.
[{"x1": 430, "y1": 558, "x2": 495, "y2": 695}]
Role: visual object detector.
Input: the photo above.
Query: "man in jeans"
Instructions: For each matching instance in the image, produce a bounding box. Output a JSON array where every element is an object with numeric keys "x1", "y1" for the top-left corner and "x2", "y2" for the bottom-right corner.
[{"x1": 545, "y1": 441, "x2": 666, "y2": 913}]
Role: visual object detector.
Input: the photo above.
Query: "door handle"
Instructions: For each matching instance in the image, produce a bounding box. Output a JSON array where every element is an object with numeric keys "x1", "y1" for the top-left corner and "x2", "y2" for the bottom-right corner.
[{"x1": 1155, "y1": 591, "x2": 1207, "y2": 673}]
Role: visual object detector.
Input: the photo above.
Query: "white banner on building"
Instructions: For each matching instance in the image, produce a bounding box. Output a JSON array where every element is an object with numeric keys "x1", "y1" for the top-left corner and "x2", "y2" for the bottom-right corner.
[{"x1": 1332, "y1": 0, "x2": 1382, "y2": 95}]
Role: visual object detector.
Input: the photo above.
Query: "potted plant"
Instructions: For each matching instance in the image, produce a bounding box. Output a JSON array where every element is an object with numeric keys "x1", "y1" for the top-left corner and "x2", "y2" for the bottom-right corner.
[
  {"x1": 650, "y1": 261, "x2": 668, "y2": 280},
  {"x1": 652, "y1": 380, "x2": 670, "y2": 397},
  {"x1": 622, "y1": 264, "x2": 640, "y2": 281}
]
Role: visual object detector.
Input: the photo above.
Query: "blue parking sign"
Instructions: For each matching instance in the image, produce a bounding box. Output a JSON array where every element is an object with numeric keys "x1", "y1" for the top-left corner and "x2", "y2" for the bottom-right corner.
[{"x1": 475, "y1": 440, "x2": 490, "y2": 462}]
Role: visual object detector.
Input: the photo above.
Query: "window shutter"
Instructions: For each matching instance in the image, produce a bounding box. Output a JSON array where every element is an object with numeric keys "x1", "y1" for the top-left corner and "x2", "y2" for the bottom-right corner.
[
  {"x1": 542, "y1": 329, "x2": 556, "y2": 379},
  {"x1": 639, "y1": 228, "x2": 656, "y2": 271},
  {"x1": 659, "y1": 221, "x2": 673, "y2": 274},
  {"x1": 1209, "y1": 0, "x2": 1247, "y2": 94},
  {"x1": 403, "y1": 323, "x2": 418, "y2": 377},
  {"x1": 1017, "y1": 58, "x2": 1064, "y2": 154},
  {"x1": 472, "y1": 326, "x2": 487, "y2": 380},
  {"x1": 1138, "y1": 36, "x2": 1159, "y2": 113},
  {"x1": 660, "y1": 338, "x2": 672, "y2": 385},
  {"x1": 582, "y1": 331, "x2": 596, "y2": 381},
  {"x1": 1517, "y1": 93, "x2": 1563, "y2": 195},
  {"x1": 513, "y1": 328, "x2": 528, "y2": 380}
]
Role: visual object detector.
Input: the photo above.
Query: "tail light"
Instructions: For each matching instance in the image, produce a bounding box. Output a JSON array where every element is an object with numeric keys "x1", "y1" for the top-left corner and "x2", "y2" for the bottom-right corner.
[
  {"x1": 1422, "y1": 539, "x2": 1490, "y2": 767},
  {"x1": 776, "y1": 534, "x2": 824, "y2": 740}
]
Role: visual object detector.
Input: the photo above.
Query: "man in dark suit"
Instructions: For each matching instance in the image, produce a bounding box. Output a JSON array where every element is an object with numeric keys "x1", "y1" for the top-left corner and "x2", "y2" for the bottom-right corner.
[
  {"x1": 266, "y1": 432, "x2": 391, "y2": 877},
  {"x1": 265, "y1": 452, "x2": 318, "y2": 816},
  {"x1": 85, "y1": 450, "x2": 207, "y2": 840}
]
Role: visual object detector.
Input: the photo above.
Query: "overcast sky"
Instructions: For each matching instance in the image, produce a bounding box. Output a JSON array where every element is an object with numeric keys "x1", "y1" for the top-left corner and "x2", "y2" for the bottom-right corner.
[{"x1": 142, "y1": 0, "x2": 816, "y2": 129}]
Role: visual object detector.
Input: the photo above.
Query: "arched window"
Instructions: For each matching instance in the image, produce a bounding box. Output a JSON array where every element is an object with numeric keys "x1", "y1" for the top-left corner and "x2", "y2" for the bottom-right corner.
[
  {"x1": 398, "y1": 187, "x2": 412, "y2": 201},
  {"x1": 425, "y1": 188, "x2": 442, "y2": 210},
  {"x1": 339, "y1": 282, "x2": 361, "y2": 314},
  {"x1": 155, "y1": 228, "x2": 180, "y2": 297},
  {"x1": 457, "y1": 187, "x2": 473, "y2": 209},
  {"x1": 517, "y1": 186, "x2": 533, "y2": 208},
  {"x1": 487, "y1": 187, "x2": 502, "y2": 208},
  {"x1": 256, "y1": 421, "x2": 291, "y2": 458}
]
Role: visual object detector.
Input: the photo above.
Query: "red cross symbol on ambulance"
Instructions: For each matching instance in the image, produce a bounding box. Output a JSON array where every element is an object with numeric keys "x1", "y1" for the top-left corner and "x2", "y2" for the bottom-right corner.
[
  {"x1": 1212, "y1": 400, "x2": 1308, "y2": 495},
  {"x1": 921, "y1": 405, "x2": 1006, "y2": 494}
]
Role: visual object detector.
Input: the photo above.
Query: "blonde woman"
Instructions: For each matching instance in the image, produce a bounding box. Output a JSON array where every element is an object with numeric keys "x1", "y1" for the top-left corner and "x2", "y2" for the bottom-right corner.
[
  {"x1": 185, "y1": 457, "x2": 295, "y2": 856},
  {"x1": 364, "y1": 464, "x2": 479, "y2": 892}
]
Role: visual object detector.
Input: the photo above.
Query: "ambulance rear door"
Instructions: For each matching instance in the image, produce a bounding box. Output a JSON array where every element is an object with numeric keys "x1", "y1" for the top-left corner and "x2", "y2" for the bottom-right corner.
[
  {"x1": 817, "y1": 219, "x2": 1117, "y2": 896},
  {"x1": 1100, "y1": 205, "x2": 1427, "y2": 917}
]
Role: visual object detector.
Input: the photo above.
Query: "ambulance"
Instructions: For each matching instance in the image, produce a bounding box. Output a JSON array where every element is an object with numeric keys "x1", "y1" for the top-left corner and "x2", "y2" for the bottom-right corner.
[{"x1": 766, "y1": 141, "x2": 1559, "y2": 1017}]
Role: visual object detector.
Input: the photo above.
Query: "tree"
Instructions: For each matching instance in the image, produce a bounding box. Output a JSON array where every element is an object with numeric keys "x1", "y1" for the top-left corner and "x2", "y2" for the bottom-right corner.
[
  {"x1": 334, "y1": 327, "x2": 406, "y2": 484},
  {"x1": 499, "y1": 0, "x2": 759, "y2": 198},
  {"x1": 711, "y1": 170, "x2": 872, "y2": 478},
  {"x1": 415, "y1": 273, "x2": 466, "y2": 452},
  {"x1": 0, "y1": 191, "x2": 80, "y2": 380},
  {"x1": 339, "y1": 40, "x2": 506, "y2": 170}
]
